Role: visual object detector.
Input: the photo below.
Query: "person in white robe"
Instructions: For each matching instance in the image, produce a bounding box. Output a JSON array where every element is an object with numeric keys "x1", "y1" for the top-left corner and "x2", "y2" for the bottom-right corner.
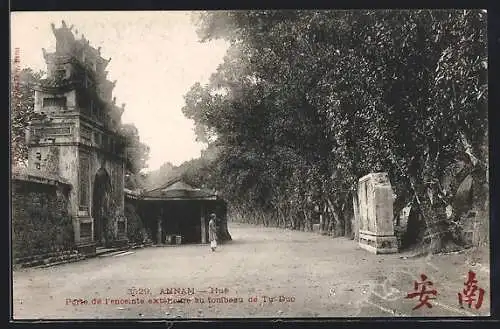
[{"x1": 208, "y1": 213, "x2": 218, "y2": 252}]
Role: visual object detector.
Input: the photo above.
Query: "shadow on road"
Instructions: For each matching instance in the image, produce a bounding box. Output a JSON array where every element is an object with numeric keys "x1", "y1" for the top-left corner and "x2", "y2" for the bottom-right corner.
[{"x1": 221, "y1": 239, "x2": 250, "y2": 245}]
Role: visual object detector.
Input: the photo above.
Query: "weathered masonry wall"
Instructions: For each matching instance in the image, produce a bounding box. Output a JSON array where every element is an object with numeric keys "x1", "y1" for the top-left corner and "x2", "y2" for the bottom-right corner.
[
  {"x1": 11, "y1": 174, "x2": 74, "y2": 260},
  {"x1": 26, "y1": 21, "x2": 129, "y2": 253}
]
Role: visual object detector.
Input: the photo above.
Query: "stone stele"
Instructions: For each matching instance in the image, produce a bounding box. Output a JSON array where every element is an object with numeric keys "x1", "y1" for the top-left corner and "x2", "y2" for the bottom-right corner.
[{"x1": 357, "y1": 172, "x2": 398, "y2": 254}]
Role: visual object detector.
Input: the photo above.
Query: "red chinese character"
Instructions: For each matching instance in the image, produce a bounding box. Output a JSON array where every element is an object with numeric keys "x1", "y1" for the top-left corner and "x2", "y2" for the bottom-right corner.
[
  {"x1": 405, "y1": 274, "x2": 438, "y2": 310},
  {"x1": 458, "y1": 270, "x2": 485, "y2": 309}
]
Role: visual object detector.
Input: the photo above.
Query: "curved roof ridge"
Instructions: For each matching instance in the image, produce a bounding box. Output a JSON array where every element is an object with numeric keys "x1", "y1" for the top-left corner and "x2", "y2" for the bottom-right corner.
[{"x1": 146, "y1": 175, "x2": 183, "y2": 193}]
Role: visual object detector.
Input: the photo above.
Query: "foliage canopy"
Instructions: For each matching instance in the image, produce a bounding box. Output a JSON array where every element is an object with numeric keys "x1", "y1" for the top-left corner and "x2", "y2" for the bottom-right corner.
[{"x1": 182, "y1": 10, "x2": 488, "y2": 251}]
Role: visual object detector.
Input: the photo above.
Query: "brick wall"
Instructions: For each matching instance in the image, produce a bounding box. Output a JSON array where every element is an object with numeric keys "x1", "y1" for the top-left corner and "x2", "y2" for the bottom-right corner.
[{"x1": 12, "y1": 176, "x2": 74, "y2": 259}]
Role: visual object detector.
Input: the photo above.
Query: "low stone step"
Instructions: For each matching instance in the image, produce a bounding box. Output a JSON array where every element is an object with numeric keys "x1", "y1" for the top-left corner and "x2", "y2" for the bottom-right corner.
[
  {"x1": 15, "y1": 249, "x2": 79, "y2": 264},
  {"x1": 15, "y1": 243, "x2": 152, "y2": 268},
  {"x1": 17, "y1": 255, "x2": 63, "y2": 265},
  {"x1": 34, "y1": 255, "x2": 87, "y2": 269},
  {"x1": 129, "y1": 242, "x2": 153, "y2": 249},
  {"x1": 19, "y1": 252, "x2": 84, "y2": 268},
  {"x1": 95, "y1": 247, "x2": 123, "y2": 257},
  {"x1": 23, "y1": 259, "x2": 44, "y2": 267}
]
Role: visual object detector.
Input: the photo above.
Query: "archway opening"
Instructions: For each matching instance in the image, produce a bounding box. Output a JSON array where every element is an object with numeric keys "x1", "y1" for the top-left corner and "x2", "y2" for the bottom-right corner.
[{"x1": 92, "y1": 167, "x2": 112, "y2": 246}]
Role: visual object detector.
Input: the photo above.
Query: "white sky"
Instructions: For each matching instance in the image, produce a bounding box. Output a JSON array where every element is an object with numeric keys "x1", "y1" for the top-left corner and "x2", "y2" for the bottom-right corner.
[{"x1": 10, "y1": 11, "x2": 229, "y2": 171}]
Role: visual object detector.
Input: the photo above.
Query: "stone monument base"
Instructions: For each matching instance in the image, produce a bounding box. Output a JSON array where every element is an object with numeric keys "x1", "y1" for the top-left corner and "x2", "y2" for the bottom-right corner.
[{"x1": 359, "y1": 231, "x2": 398, "y2": 254}]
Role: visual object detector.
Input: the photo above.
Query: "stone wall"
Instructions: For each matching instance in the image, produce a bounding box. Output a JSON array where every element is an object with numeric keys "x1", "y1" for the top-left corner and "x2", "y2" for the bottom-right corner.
[
  {"x1": 12, "y1": 173, "x2": 74, "y2": 259},
  {"x1": 34, "y1": 89, "x2": 76, "y2": 113}
]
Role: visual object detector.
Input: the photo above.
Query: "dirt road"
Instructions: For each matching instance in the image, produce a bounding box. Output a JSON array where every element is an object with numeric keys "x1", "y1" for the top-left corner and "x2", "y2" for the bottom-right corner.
[{"x1": 12, "y1": 222, "x2": 490, "y2": 319}]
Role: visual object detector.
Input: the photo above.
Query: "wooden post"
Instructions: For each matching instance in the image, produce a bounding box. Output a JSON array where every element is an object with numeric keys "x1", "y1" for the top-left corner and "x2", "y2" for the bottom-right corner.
[
  {"x1": 157, "y1": 206, "x2": 163, "y2": 244},
  {"x1": 200, "y1": 203, "x2": 206, "y2": 244}
]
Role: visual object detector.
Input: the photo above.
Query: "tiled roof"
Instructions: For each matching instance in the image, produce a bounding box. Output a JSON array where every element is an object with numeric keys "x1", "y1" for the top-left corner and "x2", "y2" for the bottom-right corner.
[
  {"x1": 12, "y1": 167, "x2": 72, "y2": 187},
  {"x1": 142, "y1": 188, "x2": 217, "y2": 200},
  {"x1": 139, "y1": 178, "x2": 218, "y2": 200},
  {"x1": 147, "y1": 176, "x2": 183, "y2": 192}
]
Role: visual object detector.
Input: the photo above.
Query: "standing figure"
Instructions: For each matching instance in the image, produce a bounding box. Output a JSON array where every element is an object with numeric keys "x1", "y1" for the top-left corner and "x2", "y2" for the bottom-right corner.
[{"x1": 208, "y1": 213, "x2": 218, "y2": 252}]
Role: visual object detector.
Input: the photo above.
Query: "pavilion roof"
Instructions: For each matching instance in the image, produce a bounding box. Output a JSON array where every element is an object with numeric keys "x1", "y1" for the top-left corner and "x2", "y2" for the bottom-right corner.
[{"x1": 133, "y1": 177, "x2": 219, "y2": 201}]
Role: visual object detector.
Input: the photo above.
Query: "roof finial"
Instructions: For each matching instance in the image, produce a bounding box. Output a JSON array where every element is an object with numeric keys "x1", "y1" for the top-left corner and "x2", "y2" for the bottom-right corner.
[{"x1": 61, "y1": 20, "x2": 67, "y2": 28}]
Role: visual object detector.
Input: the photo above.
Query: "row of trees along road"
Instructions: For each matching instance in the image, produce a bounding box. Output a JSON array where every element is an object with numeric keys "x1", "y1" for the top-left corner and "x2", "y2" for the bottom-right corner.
[{"x1": 182, "y1": 10, "x2": 488, "y2": 253}]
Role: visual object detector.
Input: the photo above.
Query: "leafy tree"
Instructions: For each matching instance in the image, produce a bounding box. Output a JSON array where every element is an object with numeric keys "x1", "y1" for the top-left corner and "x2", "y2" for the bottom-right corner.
[
  {"x1": 145, "y1": 143, "x2": 220, "y2": 191},
  {"x1": 183, "y1": 10, "x2": 487, "y2": 252},
  {"x1": 10, "y1": 67, "x2": 46, "y2": 167},
  {"x1": 120, "y1": 123, "x2": 150, "y2": 189},
  {"x1": 142, "y1": 162, "x2": 175, "y2": 190}
]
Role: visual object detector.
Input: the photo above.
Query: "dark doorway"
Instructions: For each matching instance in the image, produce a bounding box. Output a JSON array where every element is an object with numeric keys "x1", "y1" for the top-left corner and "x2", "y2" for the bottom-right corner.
[
  {"x1": 162, "y1": 201, "x2": 202, "y2": 244},
  {"x1": 92, "y1": 167, "x2": 112, "y2": 246}
]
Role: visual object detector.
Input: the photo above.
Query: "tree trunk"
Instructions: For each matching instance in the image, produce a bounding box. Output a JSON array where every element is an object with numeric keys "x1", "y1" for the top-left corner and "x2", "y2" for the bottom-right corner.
[
  {"x1": 281, "y1": 205, "x2": 286, "y2": 228},
  {"x1": 426, "y1": 210, "x2": 447, "y2": 253},
  {"x1": 393, "y1": 188, "x2": 410, "y2": 227},
  {"x1": 344, "y1": 211, "x2": 352, "y2": 238},
  {"x1": 285, "y1": 206, "x2": 291, "y2": 228},
  {"x1": 352, "y1": 193, "x2": 360, "y2": 241},
  {"x1": 347, "y1": 214, "x2": 354, "y2": 239},
  {"x1": 417, "y1": 188, "x2": 449, "y2": 254},
  {"x1": 343, "y1": 193, "x2": 353, "y2": 238},
  {"x1": 413, "y1": 144, "x2": 450, "y2": 253},
  {"x1": 326, "y1": 212, "x2": 334, "y2": 235},
  {"x1": 277, "y1": 205, "x2": 284, "y2": 228},
  {"x1": 303, "y1": 210, "x2": 310, "y2": 231},
  {"x1": 319, "y1": 213, "x2": 324, "y2": 233},
  {"x1": 402, "y1": 203, "x2": 421, "y2": 249},
  {"x1": 470, "y1": 165, "x2": 488, "y2": 212},
  {"x1": 337, "y1": 213, "x2": 345, "y2": 237},
  {"x1": 327, "y1": 198, "x2": 344, "y2": 237},
  {"x1": 218, "y1": 216, "x2": 232, "y2": 242}
]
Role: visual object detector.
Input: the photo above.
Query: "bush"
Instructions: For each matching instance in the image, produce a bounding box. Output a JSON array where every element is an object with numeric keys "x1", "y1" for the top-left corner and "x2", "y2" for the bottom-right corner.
[{"x1": 125, "y1": 202, "x2": 145, "y2": 244}]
